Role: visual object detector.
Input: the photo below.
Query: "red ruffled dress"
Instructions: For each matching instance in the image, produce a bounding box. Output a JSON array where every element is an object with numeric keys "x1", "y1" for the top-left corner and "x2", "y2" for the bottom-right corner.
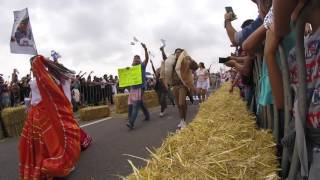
[{"x1": 19, "y1": 56, "x2": 81, "y2": 179}]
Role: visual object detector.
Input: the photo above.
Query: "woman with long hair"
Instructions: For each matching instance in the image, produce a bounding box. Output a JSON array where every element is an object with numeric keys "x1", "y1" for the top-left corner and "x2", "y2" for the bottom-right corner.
[
  {"x1": 196, "y1": 62, "x2": 209, "y2": 103},
  {"x1": 19, "y1": 55, "x2": 81, "y2": 179}
]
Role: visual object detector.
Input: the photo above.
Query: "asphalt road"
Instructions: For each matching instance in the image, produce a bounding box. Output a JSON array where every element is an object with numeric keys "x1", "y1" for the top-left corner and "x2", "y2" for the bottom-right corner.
[{"x1": 0, "y1": 103, "x2": 199, "y2": 180}]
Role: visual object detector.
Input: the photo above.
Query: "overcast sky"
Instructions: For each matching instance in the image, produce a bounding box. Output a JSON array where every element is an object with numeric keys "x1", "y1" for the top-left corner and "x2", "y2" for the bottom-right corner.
[{"x1": 0, "y1": 0, "x2": 257, "y2": 80}]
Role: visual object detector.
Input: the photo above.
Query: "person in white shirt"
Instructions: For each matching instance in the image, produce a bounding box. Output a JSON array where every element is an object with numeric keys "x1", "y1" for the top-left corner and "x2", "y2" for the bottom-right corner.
[{"x1": 196, "y1": 62, "x2": 209, "y2": 103}]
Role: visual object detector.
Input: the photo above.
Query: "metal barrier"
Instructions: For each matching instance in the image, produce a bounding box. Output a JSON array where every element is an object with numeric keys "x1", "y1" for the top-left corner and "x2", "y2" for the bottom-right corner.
[
  {"x1": 78, "y1": 83, "x2": 114, "y2": 106},
  {"x1": 279, "y1": 44, "x2": 293, "y2": 178},
  {"x1": 287, "y1": 2, "x2": 312, "y2": 179},
  {"x1": 248, "y1": 2, "x2": 313, "y2": 178}
]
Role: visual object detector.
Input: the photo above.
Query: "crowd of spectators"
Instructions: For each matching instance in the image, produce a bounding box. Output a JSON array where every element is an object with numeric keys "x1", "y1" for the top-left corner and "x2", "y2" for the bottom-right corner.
[
  {"x1": 222, "y1": 0, "x2": 319, "y2": 178},
  {"x1": 0, "y1": 69, "x2": 31, "y2": 110},
  {"x1": 0, "y1": 68, "x2": 159, "y2": 111}
]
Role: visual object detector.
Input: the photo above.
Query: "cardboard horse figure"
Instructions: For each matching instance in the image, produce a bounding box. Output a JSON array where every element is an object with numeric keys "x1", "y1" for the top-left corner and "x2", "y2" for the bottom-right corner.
[{"x1": 160, "y1": 50, "x2": 198, "y2": 102}]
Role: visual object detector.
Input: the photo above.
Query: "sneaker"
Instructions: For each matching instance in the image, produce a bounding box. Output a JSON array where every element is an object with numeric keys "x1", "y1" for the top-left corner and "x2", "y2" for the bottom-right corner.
[
  {"x1": 177, "y1": 120, "x2": 183, "y2": 128},
  {"x1": 126, "y1": 122, "x2": 134, "y2": 130},
  {"x1": 159, "y1": 111, "x2": 165, "y2": 117},
  {"x1": 180, "y1": 121, "x2": 187, "y2": 129}
]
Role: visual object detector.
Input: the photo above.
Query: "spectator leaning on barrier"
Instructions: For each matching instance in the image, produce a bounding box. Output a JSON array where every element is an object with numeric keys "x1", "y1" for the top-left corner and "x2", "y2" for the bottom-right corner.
[
  {"x1": 109, "y1": 75, "x2": 117, "y2": 95},
  {"x1": 114, "y1": 75, "x2": 119, "y2": 93},
  {"x1": 224, "y1": 0, "x2": 263, "y2": 47},
  {"x1": 231, "y1": 0, "x2": 272, "y2": 109},
  {"x1": 225, "y1": 20, "x2": 256, "y2": 107},
  {"x1": 267, "y1": 0, "x2": 320, "y2": 179},
  {"x1": 20, "y1": 74, "x2": 31, "y2": 101},
  {"x1": 11, "y1": 69, "x2": 19, "y2": 85},
  {"x1": 126, "y1": 43, "x2": 150, "y2": 130},
  {"x1": 1, "y1": 83, "x2": 10, "y2": 108},
  {"x1": 10, "y1": 82, "x2": 20, "y2": 106},
  {"x1": 224, "y1": 0, "x2": 272, "y2": 72}
]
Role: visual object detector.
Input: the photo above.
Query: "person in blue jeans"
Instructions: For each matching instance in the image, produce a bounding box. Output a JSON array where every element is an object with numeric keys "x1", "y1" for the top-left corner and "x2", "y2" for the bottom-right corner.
[{"x1": 126, "y1": 43, "x2": 150, "y2": 129}]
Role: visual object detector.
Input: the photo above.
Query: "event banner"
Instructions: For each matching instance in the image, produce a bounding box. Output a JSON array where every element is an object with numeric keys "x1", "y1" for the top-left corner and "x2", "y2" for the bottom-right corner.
[
  {"x1": 10, "y1": 8, "x2": 37, "y2": 55},
  {"x1": 118, "y1": 64, "x2": 142, "y2": 87}
]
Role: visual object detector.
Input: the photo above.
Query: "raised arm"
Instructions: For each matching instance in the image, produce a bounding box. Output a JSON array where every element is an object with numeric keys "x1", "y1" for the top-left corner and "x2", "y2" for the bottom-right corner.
[
  {"x1": 225, "y1": 56, "x2": 253, "y2": 76},
  {"x1": 224, "y1": 12, "x2": 238, "y2": 45},
  {"x1": 160, "y1": 47, "x2": 167, "y2": 60},
  {"x1": 228, "y1": 56, "x2": 246, "y2": 64},
  {"x1": 79, "y1": 72, "x2": 86, "y2": 79},
  {"x1": 141, "y1": 43, "x2": 149, "y2": 66},
  {"x1": 77, "y1": 71, "x2": 82, "y2": 76},
  {"x1": 150, "y1": 60, "x2": 157, "y2": 77}
]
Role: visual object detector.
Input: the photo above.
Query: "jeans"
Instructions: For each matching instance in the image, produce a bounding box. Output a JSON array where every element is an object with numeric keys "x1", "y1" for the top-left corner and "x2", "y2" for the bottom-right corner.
[
  {"x1": 128, "y1": 100, "x2": 150, "y2": 125},
  {"x1": 167, "y1": 88, "x2": 175, "y2": 106},
  {"x1": 156, "y1": 90, "x2": 167, "y2": 113}
]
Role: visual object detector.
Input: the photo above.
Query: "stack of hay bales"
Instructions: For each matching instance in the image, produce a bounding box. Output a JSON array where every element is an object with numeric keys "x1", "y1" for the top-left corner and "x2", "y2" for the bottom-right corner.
[
  {"x1": 115, "y1": 91, "x2": 159, "y2": 114},
  {"x1": 143, "y1": 90, "x2": 159, "y2": 108},
  {"x1": 79, "y1": 105, "x2": 110, "y2": 121},
  {"x1": 1, "y1": 106, "x2": 27, "y2": 137},
  {"x1": 115, "y1": 93, "x2": 129, "y2": 114},
  {"x1": 0, "y1": 115, "x2": 4, "y2": 139},
  {"x1": 127, "y1": 84, "x2": 279, "y2": 179}
]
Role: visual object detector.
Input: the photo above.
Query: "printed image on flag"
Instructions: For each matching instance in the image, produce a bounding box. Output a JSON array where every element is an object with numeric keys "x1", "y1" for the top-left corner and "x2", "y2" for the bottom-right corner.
[{"x1": 10, "y1": 8, "x2": 37, "y2": 55}]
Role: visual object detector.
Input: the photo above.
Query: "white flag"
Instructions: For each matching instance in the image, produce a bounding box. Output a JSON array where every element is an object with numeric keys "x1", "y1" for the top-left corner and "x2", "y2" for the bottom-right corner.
[
  {"x1": 10, "y1": 8, "x2": 37, "y2": 55},
  {"x1": 133, "y1": 36, "x2": 140, "y2": 43},
  {"x1": 160, "y1": 38, "x2": 166, "y2": 48}
]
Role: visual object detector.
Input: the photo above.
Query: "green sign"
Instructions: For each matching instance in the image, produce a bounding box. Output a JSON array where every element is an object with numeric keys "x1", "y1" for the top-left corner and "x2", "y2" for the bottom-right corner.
[{"x1": 118, "y1": 64, "x2": 142, "y2": 87}]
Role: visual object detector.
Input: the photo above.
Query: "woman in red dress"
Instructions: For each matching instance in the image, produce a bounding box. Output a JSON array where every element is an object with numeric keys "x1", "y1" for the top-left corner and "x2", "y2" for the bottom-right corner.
[{"x1": 19, "y1": 55, "x2": 81, "y2": 179}]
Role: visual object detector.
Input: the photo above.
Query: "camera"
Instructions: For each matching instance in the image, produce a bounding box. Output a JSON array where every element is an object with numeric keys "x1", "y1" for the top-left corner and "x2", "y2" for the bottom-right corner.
[
  {"x1": 225, "y1": 6, "x2": 237, "y2": 21},
  {"x1": 218, "y1": 57, "x2": 230, "y2": 63}
]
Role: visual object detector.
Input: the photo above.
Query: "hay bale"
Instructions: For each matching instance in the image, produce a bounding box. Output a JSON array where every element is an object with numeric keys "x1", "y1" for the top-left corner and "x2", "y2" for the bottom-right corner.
[
  {"x1": 115, "y1": 93, "x2": 129, "y2": 114},
  {"x1": 1, "y1": 106, "x2": 27, "y2": 137},
  {"x1": 79, "y1": 105, "x2": 110, "y2": 121},
  {"x1": 115, "y1": 90, "x2": 159, "y2": 114},
  {"x1": 144, "y1": 90, "x2": 159, "y2": 108},
  {"x1": 0, "y1": 115, "x2": 4, "y2": 139},
  {"x1": 127, "y1": 84, "x2": 279, "y2": 180}
]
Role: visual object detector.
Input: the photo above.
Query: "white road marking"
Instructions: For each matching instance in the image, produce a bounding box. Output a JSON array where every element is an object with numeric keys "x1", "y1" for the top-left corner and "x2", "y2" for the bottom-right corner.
[{"x1": 80, "y1": 117, "x2": 112, "y2": 128}]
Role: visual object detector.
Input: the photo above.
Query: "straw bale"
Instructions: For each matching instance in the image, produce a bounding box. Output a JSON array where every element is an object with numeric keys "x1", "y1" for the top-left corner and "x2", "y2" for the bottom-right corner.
[
  {"x1": 115, "y1": 91, "x2": 159, "y2": 114},
  {"x1": 79, "y1": 105, "x2": 110, "y2": 121},
  {"x1": 1, "y1": 106, "x2": 27, "y2": 137},
  {"x1": 127, "y1": 84, "x2": 279, "y2": 180},
  {"x1": 115, "y1": 93, "x2": 129, "y2": 114},
  {"x1": 0, "y1": 115, "x2": 4, "y2": 139}
]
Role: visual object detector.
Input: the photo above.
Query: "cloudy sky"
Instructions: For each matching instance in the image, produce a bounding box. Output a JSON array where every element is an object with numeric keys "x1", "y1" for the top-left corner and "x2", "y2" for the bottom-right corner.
[{"x1": 0, "y1": 0, "x2": 257, "y2": 80}]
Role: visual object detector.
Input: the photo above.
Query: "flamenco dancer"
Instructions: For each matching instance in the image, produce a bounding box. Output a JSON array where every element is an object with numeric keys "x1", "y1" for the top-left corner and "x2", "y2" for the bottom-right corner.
[{"x1": 19, "y1": 55, "x2": 91, "y2": 180}]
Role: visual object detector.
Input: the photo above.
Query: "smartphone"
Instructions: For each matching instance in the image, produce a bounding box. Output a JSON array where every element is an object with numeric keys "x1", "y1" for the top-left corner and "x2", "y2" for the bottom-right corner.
[
  {"x1": 218, "y1": 57, "x2": 230, "y2": 64},
  {"x1": 225, "y1": 6, "x2": 237, "y2": 21}
]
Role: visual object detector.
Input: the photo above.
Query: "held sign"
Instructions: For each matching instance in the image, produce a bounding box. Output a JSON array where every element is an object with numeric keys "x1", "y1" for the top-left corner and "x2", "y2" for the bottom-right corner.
[
  {"x1": 118, "y1": 64, "x2": 142, "y2": 87},
  {"x1": 10, "y1": 8, "x2": 37, "y2": 55}
]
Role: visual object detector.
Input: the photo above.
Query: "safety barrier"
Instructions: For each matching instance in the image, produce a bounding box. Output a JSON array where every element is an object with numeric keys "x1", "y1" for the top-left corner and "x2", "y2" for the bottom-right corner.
[{"x1": 78, "y1": 83, "x2": 114, "y2": 106}]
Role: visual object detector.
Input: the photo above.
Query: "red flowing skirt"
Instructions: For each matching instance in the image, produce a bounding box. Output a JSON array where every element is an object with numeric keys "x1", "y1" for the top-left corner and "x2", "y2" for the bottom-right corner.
[
  {"x1": 80, "y1": 128, "x2": 92, "y2": 151},
  {"x1": 19, "y1": 103, "x2": 80, "y2": 180},
  {"x1": 19, "y1": 56, "x2": 81, "y2": 180}
]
